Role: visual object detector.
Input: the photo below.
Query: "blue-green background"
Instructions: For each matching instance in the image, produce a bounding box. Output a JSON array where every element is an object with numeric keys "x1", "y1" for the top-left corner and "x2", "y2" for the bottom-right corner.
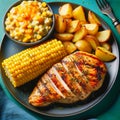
[{"x1": 0, "y1": 0, "x2": 120, "y2": 120}]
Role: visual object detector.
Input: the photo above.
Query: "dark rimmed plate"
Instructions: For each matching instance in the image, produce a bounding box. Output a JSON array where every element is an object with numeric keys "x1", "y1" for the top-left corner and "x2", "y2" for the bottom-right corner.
[{"x1": 0, "y1": 2, "x2": 119, "y2": 118}]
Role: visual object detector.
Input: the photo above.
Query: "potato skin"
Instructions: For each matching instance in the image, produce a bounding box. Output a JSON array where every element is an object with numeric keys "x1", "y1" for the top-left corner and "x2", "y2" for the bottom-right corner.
[
  {"x1": 54, "y1": 33, "x2": 74, "y2": 41},
  {"x1": 66, "y1": 20, "x2": 81, "y2": 33},
  {"x1": 55, "y1": 14, "x2": 67, "y2": 33},
  {"x1": 84, "y1": 23, "x2": 99, "y2": 35},
  {"x1": 75, "y1": 40, "x2": 92, "y2": 53},
  {"x1": 72, "y1": 6, "x2": 86, "y2": 22},
  {"x1": 84, "y1": 35, "x2": 100, "y2": 50},
  {"x1": 63, "y1": 42, "x2": 77, "y2": 54},
  {"x1": 95, "y1": 47, "x2": 116, "y2": 61},
  {"x1": 96, "y1": 30, "x2": 111, "y2": 43},
  {"x1": 88, "y1": 11, "x2": 101, "y2": 26},
  {"x1": 100, "y1": 42, "x2": 112, "y2": 52},
  {"x1": 59, "y1": 3, "x2": 73, "y2": 19},
  {"x1": 72, "y1": 27, "x2": 88, "y2": 42}
]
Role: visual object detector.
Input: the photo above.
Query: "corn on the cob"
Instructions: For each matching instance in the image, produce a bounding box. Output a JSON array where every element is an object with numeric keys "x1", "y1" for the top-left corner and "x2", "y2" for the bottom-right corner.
[{"x1": 2, "y1": 39, "x2": 67, "y2": 87}]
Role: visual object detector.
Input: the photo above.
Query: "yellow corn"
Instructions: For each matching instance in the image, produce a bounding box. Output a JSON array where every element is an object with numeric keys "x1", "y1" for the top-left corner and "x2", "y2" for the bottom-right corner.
[
  {"x1": 42, "y1": 12, "x2": 47, "y2": 17},
  {"x1": 2, "y1": 39, "x2": 67, "y2": 87},
  {"x1": 34, "y1": 26, "x2": 39, "y2": 31},
  {"x1": 41, "y1": 2, "x2": 47, "y2": 7},
  {"x1": 36, "y1": 34, "x2": 42, "y2": 40}
]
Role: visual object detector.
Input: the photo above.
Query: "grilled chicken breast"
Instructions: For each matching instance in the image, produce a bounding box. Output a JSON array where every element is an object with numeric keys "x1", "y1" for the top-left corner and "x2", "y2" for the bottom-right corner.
[{"x1": 29, "y1": 51, "x2": 107, "y2": 107}]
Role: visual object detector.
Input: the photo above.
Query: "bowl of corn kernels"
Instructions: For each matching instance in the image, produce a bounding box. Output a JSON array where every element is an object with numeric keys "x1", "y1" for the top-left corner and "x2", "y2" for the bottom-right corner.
[{"x1": 4, "y1": 0, "x2": 55, "y2": 46}]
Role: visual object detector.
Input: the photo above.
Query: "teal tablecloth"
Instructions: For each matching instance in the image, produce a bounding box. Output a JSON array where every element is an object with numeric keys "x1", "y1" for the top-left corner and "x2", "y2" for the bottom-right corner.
[{"x1": 0, "y1": 0, "x2": 120, "y2": 120}]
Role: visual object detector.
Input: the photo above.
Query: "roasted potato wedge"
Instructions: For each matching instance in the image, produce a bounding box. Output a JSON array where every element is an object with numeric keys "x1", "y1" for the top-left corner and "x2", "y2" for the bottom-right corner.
[
  {"x1": 88, "y1": 11, "x2": 101, "y2": 26},
  {"x1": 84, "y1": 23, "x2": 99, "y2": 35},
  {"x1": 65, "y1": 18, "x2": 72, "y2": 25},
  {"x1": 79, "y1": 21, "x2": 88, "y2": 26},
  {"x1": 55, "y1": 3, "x2": 116, "y2": 62},
  {"x1": 72, "y1": 26, "x2": 88, "y2": 42},
  {"x1": 100, "y1": 42, "x2": 112, "y2": 51},
  {"x1": 75, "y1": 40, "x2": 92, "y2": 53},
  {"x1": 55, "y1": 14, "x2": 67, "y2": 33},
  {"x1": 96, "y1": 29, "x2": 111, "y2": 42},
  {"x1": 84, "y1": 35, "x2": 100, "y2": 50},
  {"x1": 59, "y1": 3, "x2": 73, "y2": 18},
  {"x1": 54, "y1": 33, "x2": 74, "y2": 41},
  {"x1": 63, "y1": 41, "x2": 77, "y2": 54},
  {"x1": 72, "y1": 6, "x2": 86, "y2": 22},
  {"x1": 95, "y1": 47, "x2": 116, "y2": 61},
  {"x1": 66, "y1": 20, "x2": 81, "y2": 33}
]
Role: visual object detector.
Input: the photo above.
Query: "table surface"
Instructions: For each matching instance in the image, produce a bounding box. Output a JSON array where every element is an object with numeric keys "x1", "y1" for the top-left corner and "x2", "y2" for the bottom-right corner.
[{"x1": 0, "y1": 0, "x2": 120, "y2": 120}]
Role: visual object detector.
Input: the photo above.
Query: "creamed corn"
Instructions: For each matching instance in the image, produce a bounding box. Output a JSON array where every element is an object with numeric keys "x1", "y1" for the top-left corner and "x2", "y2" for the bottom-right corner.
[{"x1": 5, "y1": 1, "x2": 53, "y2": 43}]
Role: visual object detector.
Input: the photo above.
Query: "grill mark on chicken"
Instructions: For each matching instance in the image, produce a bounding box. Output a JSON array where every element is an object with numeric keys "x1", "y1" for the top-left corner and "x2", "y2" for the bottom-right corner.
[
  {"x1": 43, "y1": 74, "x2": 65, "y2": 99},
  {"x1": 62, "y1": 58, "x2": 82, "y2": 84},
  {"x1": 62, "y1": 62, "x2": 88, "y2": 100},
  {"x1": 28, "y1": 87, "x2": 43, "y2": 106},
  {"x1": 73, "y1": 52, "x2": 107, "y2": 72},
  {"x1": 76, "y1": 64, "x2": 102, "y2": 90},
  {"x1": 29, "y1": 51, "x2": 107, "y2": 107},
  {"x1": 69, "y1": 55, "x2": 93, "y2": 88},
  {"x1": 73, "y1": 57, "x2": 105, "y2": 80},
  {"x1": 37, "y1": 81, "x2": 51, "y2": 102},
  {"x1": 62, "y1": 57, "x2": 92, "y2": 99},
  {"x1": 52, "y1": 67, "x2": 72, "y2": 92},
  {"x1": 69, "y1": 55, "x2": 89, "y2": 82},
  {"x1": 47, "y1": 67, "x2": 74, "y2": 98},
  {"x1": 29, "y1": 81, "x2": 51, "y2": 106},
  {"x1": 71, "y1": 52, "x2": 107, "y2": 90},
  {"x1": 41, "y1": 76, "x2": 64, "y2": 103},
  {"x1": 53, "y1": 63, "x2": 83, "y2": 101}
]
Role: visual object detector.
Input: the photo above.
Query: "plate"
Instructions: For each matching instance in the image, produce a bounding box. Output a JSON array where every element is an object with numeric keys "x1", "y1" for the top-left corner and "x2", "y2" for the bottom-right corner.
[{"x1": 0, "y1": 2, "x2": 119, "y2": 118}]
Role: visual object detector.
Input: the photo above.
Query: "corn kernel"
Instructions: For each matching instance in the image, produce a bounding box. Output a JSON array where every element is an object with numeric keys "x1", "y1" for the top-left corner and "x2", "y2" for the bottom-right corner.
[
  {"x1": 6, "y1": 27, "x2": 10, "y2": 31},
  {"x1": 41, "y1": 2, "x2": 47, "y2": 7},
  {"x1": 34, "y1": 26, "x2": 39, "y2": 31},
  {"x1": 42, "y1": 12, "x2": 47, "y2": 17},
  {"x1": 36, "y1": 34, "x2": 42, "y2": 40},
  {"x1": 25, "y1": 29, "x2": 33, "y2": 34},
  {"x1": 17, "y1": 17, "x2": 23, "y2": 22},
  {"x1": 27, "y1": 24, "x2": 32, "y2": 29},
  {"x1": 23, "y1": 37, "x2": 30, "y2": 42},
  {"x1": 10, "y1": 33, "x2": 15, "y2": 37}
]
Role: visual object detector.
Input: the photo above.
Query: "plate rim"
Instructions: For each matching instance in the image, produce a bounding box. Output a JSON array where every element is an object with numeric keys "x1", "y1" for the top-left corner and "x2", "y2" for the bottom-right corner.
[{"x1": 0, "y1": 1, "x2": 120, "y2": 118}]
